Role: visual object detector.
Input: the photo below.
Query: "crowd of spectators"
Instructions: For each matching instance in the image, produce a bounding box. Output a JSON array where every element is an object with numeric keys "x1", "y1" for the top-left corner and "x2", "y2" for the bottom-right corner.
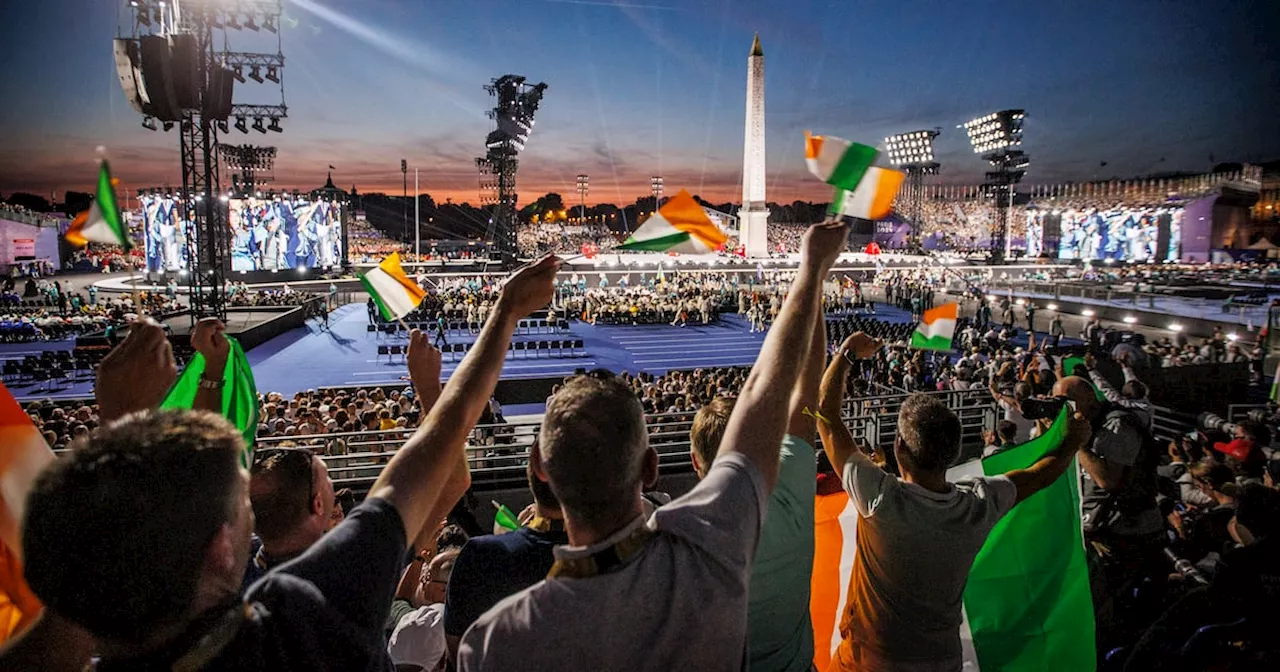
[
  {"x1": 65, "y1": 246, "x2": 145, "y2": 272},
  {"x1": 516, "y1": 223, "x2": 619, "y2": 257},
  {"x1": 0, "y1": 279, "x2": 183, "y2": 342}
]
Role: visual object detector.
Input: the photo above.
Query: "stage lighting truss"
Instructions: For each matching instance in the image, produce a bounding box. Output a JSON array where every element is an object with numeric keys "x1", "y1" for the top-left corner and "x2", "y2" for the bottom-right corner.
[
  {"x1": 884, "y1": 129, "x2": 940, "y2": 172},
  {"x1": 218, "y1": 144, "x2": 277, "y2": 172},
  {"x1": 229, "y1": 104, "x2": 287, "y2": 133},
  {"x1": 960, "y1": 110, "x2": 1025, "y2": 154}
]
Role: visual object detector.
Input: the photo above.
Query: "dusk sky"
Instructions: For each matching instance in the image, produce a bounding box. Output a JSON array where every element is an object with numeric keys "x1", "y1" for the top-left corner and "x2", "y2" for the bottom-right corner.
[{"x1": 1, "y1": 0, "x2": 1277, "y2": 206}]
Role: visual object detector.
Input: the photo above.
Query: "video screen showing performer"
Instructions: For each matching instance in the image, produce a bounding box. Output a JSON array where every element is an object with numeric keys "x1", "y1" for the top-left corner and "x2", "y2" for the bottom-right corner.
[
  {"x1": 229, "y1": 196, "x2": 344, "y2": 272},
  {"x1": 141, "y1": 194, "x2": 194, "y2": 272},
  {"x1": 1057, "y1": 207, "x2": 1161, "y2": 262}
]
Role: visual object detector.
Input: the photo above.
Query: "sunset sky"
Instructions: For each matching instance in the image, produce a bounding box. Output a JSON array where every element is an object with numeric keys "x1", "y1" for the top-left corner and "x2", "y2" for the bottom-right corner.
[{"x1": 1, "y1": 0, "x2": 1276, "y2": 207}]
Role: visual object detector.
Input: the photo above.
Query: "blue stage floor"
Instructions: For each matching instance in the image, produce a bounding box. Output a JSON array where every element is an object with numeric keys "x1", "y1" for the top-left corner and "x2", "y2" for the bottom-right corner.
[{"x1": 1, "y1": 302, "x2": 1059, "y2": 402}]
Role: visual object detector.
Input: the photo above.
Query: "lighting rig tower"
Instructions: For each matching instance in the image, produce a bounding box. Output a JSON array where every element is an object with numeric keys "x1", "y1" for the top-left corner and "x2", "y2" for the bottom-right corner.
[
  {"x1": 118, "y1": 0, "x2": 287, "y2": 321},
  {"x1": 218, "y1": 144, "x2": 276, "y2": 196},
  {"x1": 475, "y1": 74, "x2": 548, "y2": 267},
  {"x1": 576, "y1": 174, "x2": 589, "y2": 222},
  {"x1": 960, "y1": 110, "x2": 1027, "y2": 264},
  {"x1": 884, "y1": 129, "x2": 940, "y2": 251},
  {"x1": 651, "y1": 175, "x2": 664, "y2": 207}
]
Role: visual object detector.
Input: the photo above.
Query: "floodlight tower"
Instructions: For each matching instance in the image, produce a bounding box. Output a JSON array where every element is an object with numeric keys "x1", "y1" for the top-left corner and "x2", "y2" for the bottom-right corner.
[
  {"x1": 118, "y1": 0, "x2": 287, "y2": 321},
  {"x1": 960, "y1": 110, "x2": 1027, "y2": 264},
  {"x1": 476, "y1": 74, "x2": 548, "y2": 267},
  {"x1": 218, "y1": 144, "x2": 276, "y2": 196},
  {"x1": 651, "y1": 175, "x2": 664, "y2": 204},
  {"x1": 884, "y1": 129, "x2": 940, "y2": 250},
  {"x1": 576, "y1": 174, "x2": 589, "y2": 222}
]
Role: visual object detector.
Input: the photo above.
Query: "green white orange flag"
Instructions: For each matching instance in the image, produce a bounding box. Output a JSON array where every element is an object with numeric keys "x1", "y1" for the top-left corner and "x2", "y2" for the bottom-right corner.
[
  {"x1": 804, "y1": 131, "x2": 879, "y2": 191},
  {"x1": 618, "y1": 189, "x2": 727, "y2": 254},
  {"x1": 0, "y1": 382, "x2": 56, "y2": 642},
  {"x1": 946, "y1": 407, "x2": 1096, "y2": 671},
  {"x1": 161, "y1": 336, "x2": 260, "y2": 467},
  {"x1": 66, "y1": 160, "x2": 130, "y2": 248},
  {"x1": 1271, "y1": 360, "x2": 1280, "y2": 402},
  {"x1": 831, "y1": 167, "x2": 906, "y2": 221},
  {"x1": 910, "y1": 303, "x2": 958, "y2": 351},
  {"x1": 360, "y1": 252, "x2": 426, "y2": 321}
]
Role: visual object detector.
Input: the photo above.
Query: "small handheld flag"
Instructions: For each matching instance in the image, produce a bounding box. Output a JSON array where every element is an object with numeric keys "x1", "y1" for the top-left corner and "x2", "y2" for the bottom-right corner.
[
  {"x1": 360, "y1": 252, "x2": 427, "y2": 321},
  {"x1": 804, "y1": 131, "x2": 905, "y2": 221},
  {"x1": 66, "y1": 160, "x2": 130, "y2": 248},
  {"x1": 910, "y1": 303, "x2": 958, "y2": 351},
  {"x1": 161, "y1": 337, "x2": 260, "y2": 467},
  {"x1": 492, "y1": 500, "x2": 520, "y2": 532},
  {"x1": 831, "y1": 167, "x2": 906, "y2": 221},
  {"x1": 618, "y1": 190, "x2": 727, "y2": 254}
]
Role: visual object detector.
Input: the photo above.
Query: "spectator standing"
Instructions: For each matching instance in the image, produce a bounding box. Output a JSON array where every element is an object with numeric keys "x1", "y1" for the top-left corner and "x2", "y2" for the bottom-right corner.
[
  {"x1": 458, "y1": 222, "x2": 848, "y2": 670},
  {"x1": 686, "y1": 302, "x2": 826, "y2": 672},
  {"x1": 241, "y1": 447, "x2": 335, "y2": 592},
  {"x1": 816, "y1": 333, "x2": 1091, "y2": 671}
]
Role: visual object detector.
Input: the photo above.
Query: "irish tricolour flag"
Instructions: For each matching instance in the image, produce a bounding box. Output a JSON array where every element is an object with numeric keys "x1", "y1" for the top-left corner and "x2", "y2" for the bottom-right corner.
[
  {"x1": 811, "y1": 408, "x2": 1095, "y2": 671},
  {"x1": 66, "y1": 161, "x2": 130, "y2": 248},
  {"x1": 910, "y1": 302, "x2": 958, "y2": 351},
  {"x1": 618, "y1": 189, "x2": 727, "y2": 254},
  {"x1": 360, "y1": 252, "x2": 426, "y2": 321},
  {"x1": 804, "y1": 131, "x2": 905, "y2": 220}
]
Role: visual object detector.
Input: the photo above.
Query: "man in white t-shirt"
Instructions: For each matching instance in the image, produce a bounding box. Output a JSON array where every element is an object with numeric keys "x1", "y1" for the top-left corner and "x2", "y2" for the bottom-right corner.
[{"x1": 817, "y1": 333, "x2": 1091, "y2": 672}]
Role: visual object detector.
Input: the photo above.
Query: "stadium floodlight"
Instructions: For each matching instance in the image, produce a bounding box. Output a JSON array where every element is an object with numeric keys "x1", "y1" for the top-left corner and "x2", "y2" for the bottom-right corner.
[
  {"x1": 884, "y1": 129, "x2": 940, "y2": 171},
  {"x1": 959, "y1": 109, "x2": 1025, "y2": 154}
]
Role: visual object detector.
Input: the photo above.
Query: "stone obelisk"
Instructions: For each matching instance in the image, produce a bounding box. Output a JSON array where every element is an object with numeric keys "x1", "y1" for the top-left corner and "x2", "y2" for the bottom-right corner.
[{"x1": 740, "y1": 33, "x2": 769, "y2": 258}]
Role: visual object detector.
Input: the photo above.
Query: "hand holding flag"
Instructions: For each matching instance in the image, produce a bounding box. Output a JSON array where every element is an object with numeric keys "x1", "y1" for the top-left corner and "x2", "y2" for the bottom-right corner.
[{"x1": 803, "y1": 131, "x2": 905, "y2": 221}]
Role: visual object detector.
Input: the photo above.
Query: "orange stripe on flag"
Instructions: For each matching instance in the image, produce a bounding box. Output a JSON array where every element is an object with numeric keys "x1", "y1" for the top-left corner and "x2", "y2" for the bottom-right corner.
[
  {"x1": 811, "y1": 491, "x2": 851, "y2": 671},
  {"x1": 866, "y1": 169, "x2": 906, "y2": 220},
  {"x1": 64, "y1": 210, "x2": 90, "y2": 247},
  {"x1": 805, "y1": 130, "x2": 824, "y2": 160},
  {"x1": 378, "y1": 252, "x2": 427, "y2": 303},
  {"x1": 922, "y1": 303, "x2": 958, "y2": 324},
  {"x1": 661, "y1": 190, "x2": 728, "y2": 249}
]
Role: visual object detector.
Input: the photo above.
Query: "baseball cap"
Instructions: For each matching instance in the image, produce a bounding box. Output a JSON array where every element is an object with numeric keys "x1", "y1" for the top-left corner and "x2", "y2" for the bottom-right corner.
[{"x1": 388, "y1": 604, "x2": 446, "y2": 671}]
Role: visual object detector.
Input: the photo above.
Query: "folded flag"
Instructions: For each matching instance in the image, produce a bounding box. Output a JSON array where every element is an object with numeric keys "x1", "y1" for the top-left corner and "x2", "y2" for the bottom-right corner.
[
  {"x1": 492, "y1": 500, "x2": 519, "y2": 532},
  {"x1": 360, "y1": 252, "x2": 426, "y2": 321},
  {"x1": 66, "y1": 160, "x2": 130, "y2": 248},
  {"x1": 161, "y1": 336, "x2": 259, "y2": 467},
  {"x1": 910, "y1": 303, "x2": 958, "y2": 351},
  {"x1": 0, "y1": 382, "x2": 56, "y2": 642},
  {"x1": 804, "y1": 131, "x2": 879, "y2": 191},
  {"x1": 618, "y1": 189, "x2": 727, "y2": 254},
  {"x1": 831, "y1": 167, "x2": 906, "y2": 221},
  {"x1": 946, "y1": 407, "x2": 1096, "y2": 671}
]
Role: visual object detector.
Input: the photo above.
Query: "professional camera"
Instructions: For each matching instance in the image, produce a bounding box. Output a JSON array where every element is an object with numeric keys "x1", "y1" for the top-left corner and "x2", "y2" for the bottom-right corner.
[
  {"x1": 1198, "y1": 412, "x2": 1239, "y2": 438},
  {"x1": 1021, "y1": 395, "x2": 1070, "y2": 421}
]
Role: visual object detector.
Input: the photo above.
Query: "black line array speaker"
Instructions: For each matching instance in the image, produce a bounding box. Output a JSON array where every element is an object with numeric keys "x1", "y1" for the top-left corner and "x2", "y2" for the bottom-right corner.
[
  {"x1": 139, "y1": 35, "x2": 181, "y2": 121},
  {"x1": 168, "y1": 34, "x2": 200, "y2": 110},
  {"x1": 205, "y1": 67, "x2": 235, "y2": 120}
]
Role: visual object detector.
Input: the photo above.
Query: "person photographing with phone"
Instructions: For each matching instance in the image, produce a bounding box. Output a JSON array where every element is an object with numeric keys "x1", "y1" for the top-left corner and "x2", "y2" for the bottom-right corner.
[{"x1": 817, "y1": 335, "x2": 1092, "y2": 672}]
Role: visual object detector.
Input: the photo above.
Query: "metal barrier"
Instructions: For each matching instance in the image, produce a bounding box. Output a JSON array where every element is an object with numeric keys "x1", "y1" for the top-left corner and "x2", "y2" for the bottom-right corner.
[{"x1": 275, "y1": 387, "x2": 1000, "y2": 493}]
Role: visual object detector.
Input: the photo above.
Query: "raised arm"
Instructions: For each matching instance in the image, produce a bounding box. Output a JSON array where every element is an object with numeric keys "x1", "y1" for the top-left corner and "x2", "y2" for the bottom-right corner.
[
  {"x1": 816, "y1": 332, "x2": 883, "y2": 473},
  {"x1": 718, "y1": 222, "x2": 845, "y2": 492},
  {"x1": 368, "y1": 255, "x2": 559, "y2": 542},
  {"x1": 1003, "y1": 411, "x2": 1092, "y2": 504},
  {"x1": 95, "y1": 319, "x2": 177, "y2": 424},
  {"x1": 784, "y1": 302, "x2": 827, "y2": 444}
]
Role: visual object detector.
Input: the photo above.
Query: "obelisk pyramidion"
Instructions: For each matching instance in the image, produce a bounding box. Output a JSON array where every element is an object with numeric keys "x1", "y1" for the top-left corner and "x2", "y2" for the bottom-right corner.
[{"x1": 740, "y1": 33, "x2": 769, "y2": 258}]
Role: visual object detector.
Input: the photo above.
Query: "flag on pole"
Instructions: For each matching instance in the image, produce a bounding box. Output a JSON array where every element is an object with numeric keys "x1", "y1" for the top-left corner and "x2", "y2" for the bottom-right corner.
[
  {"x1": 66, "y1": 160, "x2": 130, "y2": 248},
  {"x1": 0, "y1": 382, "x2": 55, "y2": 642},
  {"x1": 161, "y1": 336, "x2": 260, "y2": 467},
  {"x1": 360, "y1": 252, "x2": 427, "y2": 321},
  {"x1": 618, "y1": 190, "x2": 727, "y2": 254},
  {"x1": 910, "y1": 303, "x2": 958, "y2": 351},
  {"x1": 804, "y1": 132, "x2": 879, "y2": 190},
  {"x1": 946, "y1": 407, "x2": 1096, "y2": 670}
]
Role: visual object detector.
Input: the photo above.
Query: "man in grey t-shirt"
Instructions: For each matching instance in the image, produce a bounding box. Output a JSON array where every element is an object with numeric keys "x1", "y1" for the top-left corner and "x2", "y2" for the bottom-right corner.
[
  {"x1": 817, "y1": 334, "x2": 1092, "y2": 671},
  {"x1": 459, "y1": 222, "x2": 851, "y2": 671}
]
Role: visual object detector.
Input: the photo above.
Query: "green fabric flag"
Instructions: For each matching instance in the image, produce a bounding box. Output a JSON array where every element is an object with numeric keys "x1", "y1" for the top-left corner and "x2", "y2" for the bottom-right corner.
[
  {"x1": 492, "y1": 500, "x2": 520, "y2": 531},
  {"x1": 161, "y1": 336, "x2": 259, "y2": 467},
  {"x1": 960, "y1": 407, "x2": 1096, "y2": 671},
  {"x1": 1061, "y1": 356, "x2": 1108, "y2": 402}
]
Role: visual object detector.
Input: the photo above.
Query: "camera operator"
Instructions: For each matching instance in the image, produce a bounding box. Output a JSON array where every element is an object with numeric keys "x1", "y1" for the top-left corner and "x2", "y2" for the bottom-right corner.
[
  {"x1": 1166, "y1": 462, "x2": 1239, "y2": 575},
  {"x1": 1160, "y1": 433, "x2": 1214, "y2": 508},
  {"x1": 1065, "y1": 359, "x2": 1164, "y2": 653}
]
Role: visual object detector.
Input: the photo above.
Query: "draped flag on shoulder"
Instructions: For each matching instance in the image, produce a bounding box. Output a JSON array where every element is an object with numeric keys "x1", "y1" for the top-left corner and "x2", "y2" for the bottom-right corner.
[
  {"x1": 946, "y1": 407, "x2": 1096, "y2": 671},
  {"x1": 66, "y1": 160, "x2": 130, "y2": 248},
  {"x1": 360, "y1": 252, "x2": 426, "y2": 321},
  {"x1": 618, "y1": 189, "x2": 727, "y2": 254},
  {"x1": 0, "y1": 382, "x2": 55, "y2": 642},
  {"x1": 910, "y1": 303, "x2": 958, "y2": 351},
  {"x1": 810, "y1": 408, "x2": 1095, "y2": 671},
  {"x1": 804, "y1": 131, "x2": 905, "y2": 221},
  {"x1": 161, "y1": 337, "x2": 259, "y2": 467}
]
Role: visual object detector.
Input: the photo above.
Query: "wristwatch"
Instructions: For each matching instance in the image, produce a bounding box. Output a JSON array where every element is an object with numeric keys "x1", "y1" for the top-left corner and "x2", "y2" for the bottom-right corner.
[{"x1": 197, "y1": 375, "x2": 225, "y2": 391}]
